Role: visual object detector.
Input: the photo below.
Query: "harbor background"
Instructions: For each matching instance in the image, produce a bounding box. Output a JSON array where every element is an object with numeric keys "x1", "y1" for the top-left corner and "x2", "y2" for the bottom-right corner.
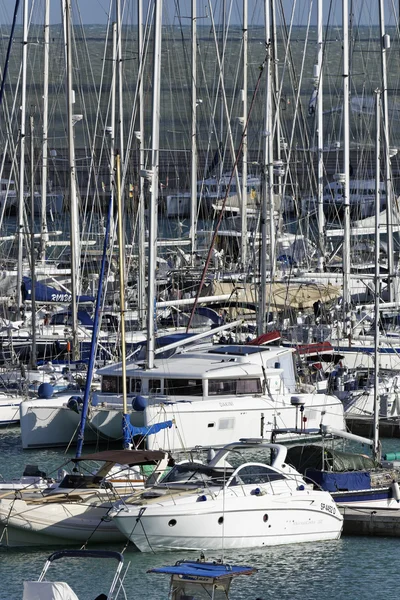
[{"x1": 1, "y1": 11, "x2": 400, "y2": 597}]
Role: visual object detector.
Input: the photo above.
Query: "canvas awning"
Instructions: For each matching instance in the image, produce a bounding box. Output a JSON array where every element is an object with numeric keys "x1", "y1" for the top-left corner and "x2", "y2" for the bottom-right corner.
[
  {"x1": 268, "y1": 282, "x2": 341, "y2": 310},
  {"x1": 213, "y1": 281, "x2": 341, "y2": 311}
]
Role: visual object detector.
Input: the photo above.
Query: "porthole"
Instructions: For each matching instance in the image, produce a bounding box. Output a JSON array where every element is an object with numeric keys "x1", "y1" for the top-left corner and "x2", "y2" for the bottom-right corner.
[
  {"x1": 263, "y1": 514, "x2": 269, "y2": 522},
  {"x1": 218, "y1": 516, "x2": 224, "y2": 525},
  {"x1": 168, "y1": 519, "x2": 177, "y2": 527}
]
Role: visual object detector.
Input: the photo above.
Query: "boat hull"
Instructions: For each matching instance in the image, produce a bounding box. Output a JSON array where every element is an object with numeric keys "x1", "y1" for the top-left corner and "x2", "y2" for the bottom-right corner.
[
  {"x1": 113, "y1": 491, "x2": 343, "y2": 552},
  {"x1": 20, "y1": 397, "x2": 99, "y2": 449},
  {"x1": 0, "y1": 497, "x2": 124, "y2": 547}
]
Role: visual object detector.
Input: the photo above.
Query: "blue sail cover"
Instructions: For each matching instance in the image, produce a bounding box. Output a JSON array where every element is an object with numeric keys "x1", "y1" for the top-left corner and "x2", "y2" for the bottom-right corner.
[
  {"x1": 126, "y1": 419, "x2": 173, "y2": 438},
  {"x1": 122, "y1": 414, "x2": 173, "y2": 447},
  {"x1": 22, "y1": 277, "x2": 95, "y2": 304},
  {"x1": 148, "y1": 561, "x2": 256, "y2": 579}
]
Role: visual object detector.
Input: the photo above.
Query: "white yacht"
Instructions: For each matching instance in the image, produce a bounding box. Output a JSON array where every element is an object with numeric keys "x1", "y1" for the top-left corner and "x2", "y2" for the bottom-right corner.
[
  {"x1": 110, "y1": 440, "x2": 343, "y2": 551},
  {"x1": 88, "y1": 343, "x2": 346, "y2": 451}
]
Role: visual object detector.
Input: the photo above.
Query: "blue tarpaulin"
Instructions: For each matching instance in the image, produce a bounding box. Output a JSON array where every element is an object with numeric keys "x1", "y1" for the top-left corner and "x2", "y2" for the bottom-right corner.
[
  {"x1": 148, "y1": 561, "x2": 256, "y2": 579},
  {"x1": 306, "y1": 469, "x2": 371, "y2": 492},
  {"x1": 126, "y1": 420, "x2": 173, "y2": 438}
]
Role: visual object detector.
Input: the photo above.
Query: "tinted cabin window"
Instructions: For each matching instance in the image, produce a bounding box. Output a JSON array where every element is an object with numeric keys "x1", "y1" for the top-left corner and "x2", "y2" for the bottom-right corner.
[
  {"x1": 230, "y1": 465, "x2": 286, "y2": 486},
  {"x1": 101, "y1": 376, "x2": 128, "y2": 393},
  {"x1": 208, "y1": 378, "x2": 261, "y2": 396},
  {"x1": 102, "y1": 375, "x2": 119, "y2": 393},
  {"x1": 165, "y1": 379, "x2": 203, "y2": 396},
  {"x1": 237, "y1": 379, "x2": 262, "y2": 394}
]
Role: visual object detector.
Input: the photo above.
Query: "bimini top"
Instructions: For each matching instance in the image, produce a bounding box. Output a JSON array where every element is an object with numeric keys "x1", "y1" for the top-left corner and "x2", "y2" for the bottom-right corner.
[
  {"x1": 72, "y1": 449, "x2": 166, "y2": 465},
  {"x1": 148, "y1": 560, "x2": 256, "y2": 580}
]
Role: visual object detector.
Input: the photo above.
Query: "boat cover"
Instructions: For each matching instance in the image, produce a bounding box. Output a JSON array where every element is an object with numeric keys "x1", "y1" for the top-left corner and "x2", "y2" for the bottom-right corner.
[
  {"x1": 23, "y1": 581, "x2": 79, "y2": 600},
  {"x1": 148, "y1": 561, "x2": 256, "y2": 579},
  {"x1": 305, "y1": 468, "x2": 372, "y2": 492},
  {"x1": 73, "y1": 449, "x2": 166, "y2": 465},
  {"x1": 286, "y1": 444, "x2": 375, "y2": 472}
]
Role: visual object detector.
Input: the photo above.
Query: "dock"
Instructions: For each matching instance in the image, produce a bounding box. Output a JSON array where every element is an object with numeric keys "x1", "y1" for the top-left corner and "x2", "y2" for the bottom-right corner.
[
  {"x1": 346, "y1": 415, "x2": 400, "y2": 439},
  {"x1": 340, "y1": 505, "x2": 400, "y2": 536}
]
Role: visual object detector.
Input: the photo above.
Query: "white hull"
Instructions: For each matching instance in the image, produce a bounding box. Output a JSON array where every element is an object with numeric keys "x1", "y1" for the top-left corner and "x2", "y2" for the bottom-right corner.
[
  {"x1": 19, "y1": 395, "x2": 99, "y2": 449},
  {"x1": 89, "y1": 393, "x2": 345, "y2": 452},
  {"x1": 114, "y1": 491, "x2": 342, "y2": 552},
  {"x1": 0, "y1": 497, "x2": 124, "y2": 547},
  {"x1": 0, "y1": 394, "x2": 24, "y2": 426}
]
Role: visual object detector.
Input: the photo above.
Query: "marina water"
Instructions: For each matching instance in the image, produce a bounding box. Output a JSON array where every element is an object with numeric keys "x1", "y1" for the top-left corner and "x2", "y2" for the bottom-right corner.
[{"x1": 1, "y1": 427, "x2": 400, "y2": 600}]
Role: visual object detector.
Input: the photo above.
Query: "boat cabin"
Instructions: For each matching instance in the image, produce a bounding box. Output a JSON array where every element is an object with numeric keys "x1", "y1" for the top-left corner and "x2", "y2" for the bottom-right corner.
[{"x1": 97, "y1": 345, "x2": 297, "y2": 402}]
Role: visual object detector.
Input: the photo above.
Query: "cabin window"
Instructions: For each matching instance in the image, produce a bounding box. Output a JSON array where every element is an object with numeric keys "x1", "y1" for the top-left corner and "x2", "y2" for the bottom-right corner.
[
  {"x1": 101, "y1": 375, "x2": 120, "y2": 393},
  {"x1": 148, "y1": 379, "x2": 162, "y2": 394},
  {"x1": 208, "y1": 378, "x2": 261, "y2": 396},
  {"x1": 101, "y1": 375, "x2": 129, "y2": 393},
  {"x1": 230, "y1": 465, "x2": 286, "y2": 486},
  {"x1": 237, "y1": 379, "x2": 262, "y2": 394},
  {"x1": 165, "y1": 379, "x2": 203, "y2": 396},
  {"x1": 130, "y1": 378, "x2": 141, "y2": 394}
]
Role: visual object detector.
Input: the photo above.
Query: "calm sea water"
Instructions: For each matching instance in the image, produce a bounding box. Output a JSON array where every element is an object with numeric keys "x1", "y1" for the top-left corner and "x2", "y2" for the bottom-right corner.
[{"x1": 1, "y1": 427, "x2": 400, "y2": 600}]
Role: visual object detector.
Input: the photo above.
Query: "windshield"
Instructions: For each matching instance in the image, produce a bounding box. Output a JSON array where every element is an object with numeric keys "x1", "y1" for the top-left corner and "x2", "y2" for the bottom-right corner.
[{"x1": 160, "y1": 462, "x2": 234, "y2": 486}]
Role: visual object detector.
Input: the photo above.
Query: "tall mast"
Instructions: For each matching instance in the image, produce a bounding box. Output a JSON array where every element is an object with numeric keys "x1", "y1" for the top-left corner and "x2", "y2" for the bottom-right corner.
[
  {"x1": 379, "y1": 0, "x2": 394, "y2": 302},
  {"x1": 39, "y1": 0, "x2": 50, "y2": 264},
  {"x1": 116, "y1": 0, "x2": 124, "y2": 165},
  {"x1": 190, "y1": 0, "x2": 197, "y2": 259},
  {"x1": 137, "y1": 0, "x2": 146, "y2": 330},
  {"x1": 64, "y1": 0, "x2": 81, "y2": 360},
  {"x1": 316, "y1": 0, "x2": 325, "y2": 272},
  {"x1": 146, "y1": 0, "x2": 162, "y2": 370},
  {"x1": 16, "y1": 0, "x2": 28, "y2": 315},
  {"x1": 258, "y1": 0, "x2": 274, "y2": 335},
  {"x1": 116, "y1": 154, "x2": 129, "y2": 447},
  {"x1": 29, "y1": 113, "x2": 37, "y2": 369},
  {"x1": 109, "y1": 19, "x2": 117, "y2": 216},
  {"x1": 342, "y1": 0, "x2": 351, "y2": 311},
  {"x1": 240, "y1": 0, "x2": 248, "y2": 266},
  {"x1": 373, "y1": 89, "x2": 382, "y2": 463},
  {"x1": 271, "y1": 0, "x2": 282, "y2": 201},
  {"x1": 266, "y1": 1, "x2": 275, "y2": 280}
]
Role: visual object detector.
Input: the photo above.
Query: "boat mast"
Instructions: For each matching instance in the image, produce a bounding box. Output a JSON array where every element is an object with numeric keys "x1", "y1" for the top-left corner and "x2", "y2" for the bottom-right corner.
[
  {"x1": 378, "y1": 0, "x2": 394, "y2": 302},
  {"x1": 373, "y1": 89, "x2": 382, "y2": 463},
  {"x1": 29, "y1": 113, "x2": 37, "y2": 369},
  {"x1": 39, "y1": 0, "x2": 50, "y2": 264},
  {"x1": 342, "y1": 0, "x2": 351, "y2": 313},
  {"x1": 146, "y1": 0, "x2": 162, "y2": 371},
  {"x1": 63, "y1": 0, "x2": 81, "y2": 360},
  {"x1": 16, "y1": 0, "x2": 28, "y2": 316},
  {"x1": 109, "y1": 19, "x2": 116, "y2": 221},
  {"x1": 137, "y1": 0, "x2": 146, "y2": 330},
  {"x1": 190, "y1": 0, "x2": 197, "y2": 260},
  {"x1": 316, "y1": 0, "x2": 325, "y2": 272},
  {"x1": 116, "y1": 0, "x2": 124, "y2": 165},
  {"x1": 75, "y1": 199, "x2": 112, "y2": 458},
  {"x1": 116, "y1": 154, "x2": 130, "y2": 448},
  {"x1": 240, "y1": 0, "x2": 248, "y2": 267},
  {"x1": 258, "y1": 0, "x2": 274, "y2": 335}
]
